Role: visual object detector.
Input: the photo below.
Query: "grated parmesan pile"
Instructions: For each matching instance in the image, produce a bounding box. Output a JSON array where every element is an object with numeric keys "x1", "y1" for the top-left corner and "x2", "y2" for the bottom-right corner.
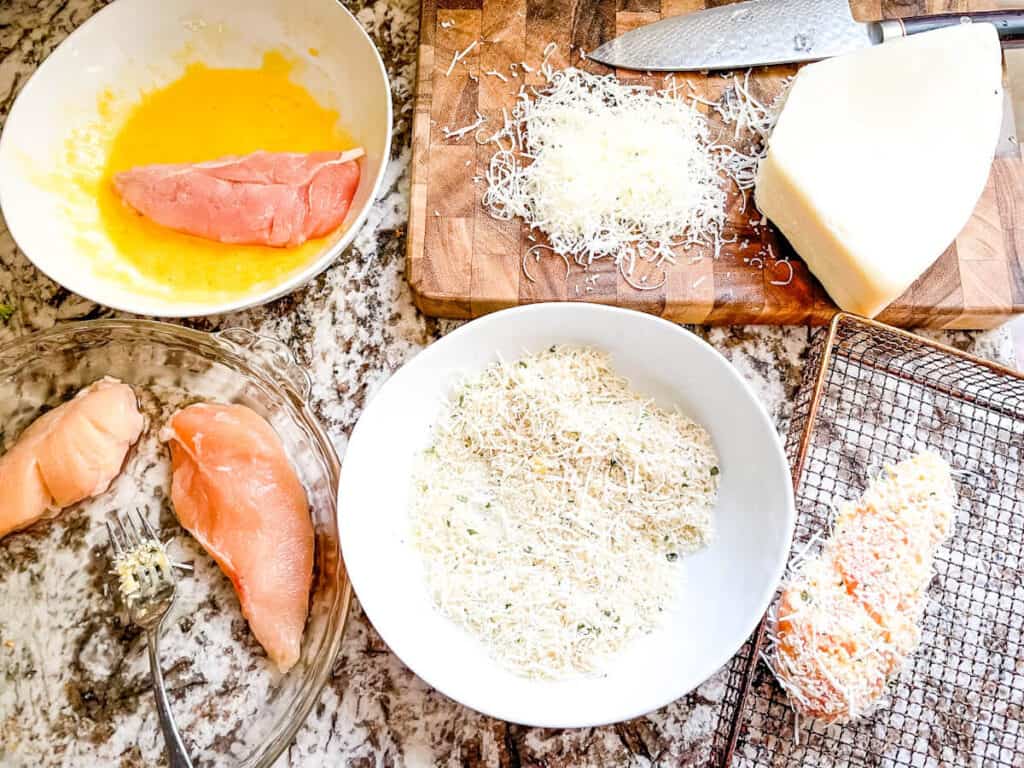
[
  {"x1": 480, "y1": 65, "x2": 778, "y2": 290},
  {"x1": 768, "y1": 452, "x2": 956, "y2": 725},
  {"x1": 410, "y1": 346, "x2": 719, "y2": 679}
]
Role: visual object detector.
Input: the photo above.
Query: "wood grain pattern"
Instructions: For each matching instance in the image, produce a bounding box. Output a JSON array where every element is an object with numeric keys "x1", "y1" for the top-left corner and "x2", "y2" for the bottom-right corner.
[{"x1": 407, "y1": 0, "x2": 1024, "y2": 328}]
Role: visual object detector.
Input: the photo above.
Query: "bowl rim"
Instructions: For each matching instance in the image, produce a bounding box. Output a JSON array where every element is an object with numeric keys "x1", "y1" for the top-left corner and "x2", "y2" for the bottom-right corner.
[
  {"x1": 0, "y1": 0, "x2": 394, "y2": 319},
  {"x1": 338, "y1": 302, "x2": 796, "y2": 728},
  {"x1": 0, "y1": 318, "x2": 353, "y2": 766}
]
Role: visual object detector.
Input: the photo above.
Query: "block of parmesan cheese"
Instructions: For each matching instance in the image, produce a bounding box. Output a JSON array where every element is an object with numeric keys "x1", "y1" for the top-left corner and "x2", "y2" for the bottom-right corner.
[{"x1": 754, "y1": 24, "x2": 1004, "y2": 318}]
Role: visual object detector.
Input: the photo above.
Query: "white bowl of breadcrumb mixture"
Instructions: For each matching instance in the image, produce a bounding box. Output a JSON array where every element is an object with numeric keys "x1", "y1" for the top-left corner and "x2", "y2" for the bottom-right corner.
[{"x1": 339, "y1": 303, "x2": 795, "y2": 727}]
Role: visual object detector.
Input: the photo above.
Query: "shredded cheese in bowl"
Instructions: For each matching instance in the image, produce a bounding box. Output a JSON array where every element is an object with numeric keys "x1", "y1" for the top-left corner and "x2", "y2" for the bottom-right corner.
[{"x1": 409, "y1": 346, "x2": 720, "y2": 679}]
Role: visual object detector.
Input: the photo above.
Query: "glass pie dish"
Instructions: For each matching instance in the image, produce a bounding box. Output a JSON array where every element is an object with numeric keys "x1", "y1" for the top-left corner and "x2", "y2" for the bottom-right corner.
[{"x1": 0, "y1": 320, "x2": 350, "y2": 767}]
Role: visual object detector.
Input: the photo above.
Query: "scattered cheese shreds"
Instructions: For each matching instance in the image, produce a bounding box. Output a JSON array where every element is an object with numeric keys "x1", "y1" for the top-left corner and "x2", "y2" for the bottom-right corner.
[
  {"x1": 410, "y1": 346, "x2": 720, "y2": 679},
  {"x1": 481, "y1": 66, "x2": 777, "y2": 288},
  {"x1": 442, "y1": 111, "x2": 487, "y2": 140},
  {"x1": 770, "y1": 259, "x2": 794, "y2": 286},
  {"x1": 445, "y1": 39, "x2": 479, "y2": 77}
]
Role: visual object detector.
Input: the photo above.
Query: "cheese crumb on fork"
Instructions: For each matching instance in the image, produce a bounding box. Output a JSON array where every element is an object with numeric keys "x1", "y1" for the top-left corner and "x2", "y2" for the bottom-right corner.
[{"x1": 112, "y1": 539, "x2": 174, "y2": 604}]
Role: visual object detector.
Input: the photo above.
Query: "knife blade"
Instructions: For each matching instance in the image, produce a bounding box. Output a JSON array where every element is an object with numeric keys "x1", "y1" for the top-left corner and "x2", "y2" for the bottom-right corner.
[
  {"x1": 590, "y1": 1, "x2": 1024, "y2": 72},
  {"x1": 588, "y1": 0, "x2": 880, "y2": 72}
]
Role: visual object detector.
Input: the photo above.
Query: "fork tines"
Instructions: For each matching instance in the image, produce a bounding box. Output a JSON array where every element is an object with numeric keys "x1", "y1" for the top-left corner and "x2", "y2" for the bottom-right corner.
[
  {"x1": 106, "y1": 509, "x2": 175, "y2": 606},
  {"x1": 136, "y1": 510, "x2": 161, "y2": 541},
  {"x1": 105, "y1": 518, "x2": 126, "y2": 559}
]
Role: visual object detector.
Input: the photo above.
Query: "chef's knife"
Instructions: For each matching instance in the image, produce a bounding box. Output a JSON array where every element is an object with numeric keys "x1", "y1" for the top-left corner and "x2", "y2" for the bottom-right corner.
[{"x1": 588, "y1": 0, "x2": 1024, "y2": 72}]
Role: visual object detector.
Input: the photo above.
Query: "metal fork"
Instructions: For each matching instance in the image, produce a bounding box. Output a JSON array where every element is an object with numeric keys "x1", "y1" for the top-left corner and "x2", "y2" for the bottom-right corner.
[{"x1": 107, "y1": 510, "x2": 194, "y2": 768}]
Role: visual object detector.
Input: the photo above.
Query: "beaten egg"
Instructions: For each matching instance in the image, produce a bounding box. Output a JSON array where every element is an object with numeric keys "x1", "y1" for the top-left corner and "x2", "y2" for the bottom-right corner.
[{"x1": 63, "y1": 51, "x2": 357, "y2": 303}]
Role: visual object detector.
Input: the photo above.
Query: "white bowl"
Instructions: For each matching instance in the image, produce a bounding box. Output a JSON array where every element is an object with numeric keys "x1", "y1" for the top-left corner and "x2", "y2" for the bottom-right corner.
[
  {"x1": 0, "y1": 0, "x2": 391, "y2": 317},
  {"x1": 339, "y1": 303, "x2": 795, "y2": 727}
]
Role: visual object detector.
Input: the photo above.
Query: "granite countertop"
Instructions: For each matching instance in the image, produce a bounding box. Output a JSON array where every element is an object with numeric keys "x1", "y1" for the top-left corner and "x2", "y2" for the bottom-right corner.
[{"x1": 0, "y1": 1, "x2": 1016, "y2": 766}]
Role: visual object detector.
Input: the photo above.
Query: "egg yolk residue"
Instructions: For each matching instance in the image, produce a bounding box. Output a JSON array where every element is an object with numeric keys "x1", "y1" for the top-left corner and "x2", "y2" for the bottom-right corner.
[{"x1": 81, "y1": 51, "x2": 355, "y2": 302}]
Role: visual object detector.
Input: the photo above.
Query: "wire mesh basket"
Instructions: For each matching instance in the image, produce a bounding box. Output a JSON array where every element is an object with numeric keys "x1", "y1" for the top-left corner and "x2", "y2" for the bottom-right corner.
[{"x1": 709, "y1": 313, "x2": 1024, "y2": 767}]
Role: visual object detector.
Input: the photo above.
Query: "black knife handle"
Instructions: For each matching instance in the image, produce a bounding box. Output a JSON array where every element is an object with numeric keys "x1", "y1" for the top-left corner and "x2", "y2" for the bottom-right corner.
[{"x1": 883, "y1": 10, "x2": 1024, "y2": 47}]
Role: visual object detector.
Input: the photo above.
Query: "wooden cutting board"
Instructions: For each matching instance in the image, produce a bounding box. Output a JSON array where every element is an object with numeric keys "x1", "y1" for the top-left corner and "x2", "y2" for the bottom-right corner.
[{"x1": 406, "y1": 0, "x2": 1024, "y2": 328}]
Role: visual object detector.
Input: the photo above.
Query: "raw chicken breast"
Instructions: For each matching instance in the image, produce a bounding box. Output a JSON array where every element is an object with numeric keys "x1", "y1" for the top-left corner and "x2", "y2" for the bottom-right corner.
[
  {"x1": 162, "y1": 403, "x2": 314, "y2": 673},
  {"x1": 0, "y1": 378, "x2": 144, "y2": 539},
  {"x1": 113, "y1": 148, "x2": 363, "y2": 247}
]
